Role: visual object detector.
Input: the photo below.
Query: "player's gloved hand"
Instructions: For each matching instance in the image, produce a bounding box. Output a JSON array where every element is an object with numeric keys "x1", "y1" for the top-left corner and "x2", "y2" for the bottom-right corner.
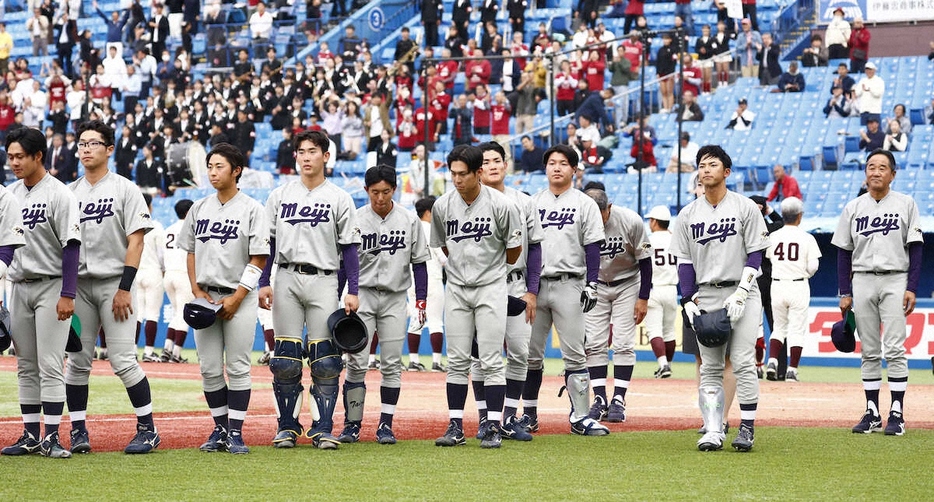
[
  {"x1": 680, "y1": 297, "x2": 701, "y2": 329},
  {"x1": 723, "y1": 288, "x2": 748, "y2": 323},
  {"x1": 414, "y1": 299, "x2": 427, "y2": 330},
  {"x1": 580, "y1": 282, "x2": 598, "y2": 313}
]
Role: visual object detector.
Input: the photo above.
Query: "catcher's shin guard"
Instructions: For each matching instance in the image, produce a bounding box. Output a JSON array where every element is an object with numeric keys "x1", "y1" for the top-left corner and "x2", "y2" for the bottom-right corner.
[
  {"x1": 306, "y1": 338, "x2": 344, "y2": 438},
  {"x1": 699, "y1": 386, "x2": 725, "y2": 434},
  {"x1": 563, "y1": 370, "x2": 592, "y2": 423},
  {"x1": 270, "y1": 338, "x2": 305, "y2": 434},
  {"x1": 342, "y1": 381, "x2": 367, "y2": 424}
]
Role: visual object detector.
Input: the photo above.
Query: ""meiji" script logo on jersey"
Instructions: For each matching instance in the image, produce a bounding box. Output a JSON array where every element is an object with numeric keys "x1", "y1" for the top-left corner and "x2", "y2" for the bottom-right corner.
[
  {"x1": 360, "y1": 230, "x2": 407, "y2": 255},
  {"x1": 601, "y1": 236, "x2": 631, "y2": 259},
  {"x1": 690, "y1": 218, "x2": 738, "y2": 245},
  {"x1": 855, "y1": 213, "x2": 900, "y2": 237},
  {"x1": 280, "y1": 202, "x2": 330, "y2": 226},
  {"x1": 195, "y1": 219, "x2": 240, "y2": 244},
  {"x1": 21, "y1": 203, "x2": 48, "y2": 229},
  {"x1": 79, "y1": 198, "x2": 115, "y2": 224},
  {"x1": 445, "y1": 217, "x2": 492, "y2": 243},
  {"x1": 538, "y1": 207, "x2": 576, "y2": 229}
]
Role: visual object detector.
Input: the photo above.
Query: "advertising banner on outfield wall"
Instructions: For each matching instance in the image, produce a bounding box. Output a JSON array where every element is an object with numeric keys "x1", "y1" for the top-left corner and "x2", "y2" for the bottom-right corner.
[{"x1": 819, "y1": 0, "x2": 934, "y2": 24}]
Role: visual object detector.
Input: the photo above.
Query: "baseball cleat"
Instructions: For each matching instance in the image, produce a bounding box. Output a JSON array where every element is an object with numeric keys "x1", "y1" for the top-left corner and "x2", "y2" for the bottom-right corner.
[
  {"x1": 367, "y1": 360, "x2": 380, "y2": 371},
  {"x1": 756, "y1": 366, "x2": 763, "y2": 379},
  {"x1": 159, "y1": 349, "x2": 172, "y2": 362},
  {"x1": 501, "y1": 416, "x2": 533, "y2": 441},
  {"x1": 516, "y1": 413, "x2": 539, "y2": 433},
  {"x1": 257, "y1": 351, "x2": 272, "y2": 365},
  {"x1": 142, "y1": 353, "x2": 162, "y2": 363},
  {"x1": 697, "y1": 431, "x2": 725, "y2": 451},
  {"x1": 376, "y1": 422, "x2": 397, "y2": 445},
  {"x1": 170, "y1": 355, "x2": 189, "y2": 363},
  {"x1": 125, "y1": 423, "x2": 161, "y2": 454},
  {"x1": 479, "y1": 422, "x2": 502, "y2": 449},
  {"x1": 475, "y1": 418, "x2": 489, "y2": 440},
  {"x1": 606, "y1": 398, "x2": 626, "y2": 423},
  {"x1": 571, "y1": 417, "x2": 610, "y2": 436},
  {"x1": 431, "y1": 362, "x2": 447, "y2": 373},
  {"x1": 69, "y1": 428, "x2": 91, "y2": 454},
  {"x1": 852, "y1": 411, "x2": 883, "y2": 434},
  {"x1": 765, "y1": 361, "x2": 778, "y2": 381},
  {"x1": 435, "y1": 420, "x2": 466, "y2": 447},
  {"x1": 2, "y1": 431, "x2": 41, "y2": 456},
  {"x1": 785, "y1": 368, "x2": 799, "y2": 382},
  {"x1": 272, "y1": 429, "x2": 299, "y2": 448},
  {"x1": 226, "y1": 430, "x2": 249, "y2": 454},
  {"x1": 311, "y1": 432, "x2": 341, "y2": 450},
  {"x1": 655, "y1": 365, "x2": 672, "y2": 379},
  {"x1": 200, "y1": 425, "x2": 229, "y2": 452},
  {"x1": 407, "y1": 361, "x2": 427, "y2": 372},
  {"x1": 587, "y1": 396, "x2": 608, "y2": 421},
  {"x1": 337, "y1": 422, "x2": 361, "y2": 443},
  {"x1": 40, "y1": 432, "x2": 72, "y2": 458},
  {"x1": 884, "y1": 411, "x2": 905, "y2": 436},
  {"x1": 731, "y1": 424, "x2": 755, "y2": 452}
]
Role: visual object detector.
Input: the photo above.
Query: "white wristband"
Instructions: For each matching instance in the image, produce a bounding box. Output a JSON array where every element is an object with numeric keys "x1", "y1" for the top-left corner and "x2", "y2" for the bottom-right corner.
[
  {"x1": 239, "y1": 264, "x2": 262, "y2": 292},
  {"x1": 738, "y1": 266, "x2": 758, "y2": 292}
]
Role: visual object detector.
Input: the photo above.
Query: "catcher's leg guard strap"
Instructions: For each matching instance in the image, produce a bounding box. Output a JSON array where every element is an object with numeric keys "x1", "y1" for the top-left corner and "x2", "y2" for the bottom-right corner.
[
  {"x1": 564, "y1": 369, "x2": 592, "y2": 423},
  {"x1": 270, "y1": 338, "x2": 305, "y2": 433},
  {"x1": 699, "y1": 385, "x2": 725, "y2": 434},
  {"x1": 307, "y1": 379, "x2": 340, "y2": 438},
  {"x1": 342, "y1": 380, "x2": 366, "y2": 424}
]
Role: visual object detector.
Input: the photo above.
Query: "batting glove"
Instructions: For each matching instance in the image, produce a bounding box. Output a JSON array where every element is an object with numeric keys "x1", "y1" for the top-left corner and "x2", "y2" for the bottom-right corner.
[
  {"x1": 413, "y1": 300, "x2": 427, "y2": 331},
  {"x1": 723, "y1": 266, "x2": 758, "y2": 323},
  {"x1": 581, "y1": 282, "x2": 598, "y2": 313},
  {"x1": 680, "y1": 297, "x2": 701, "y2": 329}
]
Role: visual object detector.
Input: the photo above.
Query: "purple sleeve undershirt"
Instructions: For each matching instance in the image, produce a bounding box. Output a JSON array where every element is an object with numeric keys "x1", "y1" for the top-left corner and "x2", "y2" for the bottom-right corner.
[
  {"x1": 584, "y1": 242, "x2": 600, "y2": 284},
  {"x1": 908, "y1": 242, "x2": 922, "y2": 293},
  {"x1": 837, "y1": 248, "x2": 853, "y2": 296},
  {"x1": 0, "y1": 245, "x2": 14, "y2": 266},
  {"x1": 61, "y1": 240, "x2": 80, "y2": 299},
  {"x1": 258, "y1": 238, "x2": 276, "y2": 288},
  {"x1": 525, "y1": 242, "x2": 542, "y2": 295},
  {"x1": 412, "y1": 262, "x2": 427, "y2": 301},
  {"x1": 678, "y1": 263, "x2": 697, "y2": 300},
  {"x1": 341, "y1": 244, "x2": 359, "y2": 296},
  {"x1": 745, "y1": 250, "x2": 763, "y2": 270},
  {"x1": 638, "y1": 258, "x2": 652, "y2": 300}
]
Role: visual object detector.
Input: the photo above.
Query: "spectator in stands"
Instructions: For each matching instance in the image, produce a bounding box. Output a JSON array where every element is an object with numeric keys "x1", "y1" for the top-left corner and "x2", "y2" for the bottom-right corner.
[
  {"x1": 695, "y1": 24, "x2": 716, "y2": 93},
  {"x1": 533, "y1": 22, "x2": 551, "y2": 51},
  {"x1": 801, "y1": 34, "x2": 829, "y2": 68},
  {"x1": 103, "y1": 45, "x2": 127, "y2": 101},
  {"x1": 576, "y1": 82, "x2": 615, "y2": 133},
  {"x1": 628, "y1": 133, "x2": 656, "y2": 173},
  {"x1": 757, "y1": 33, "x2": 782, "y2": 86},
  {"x1": 606, "y1": 0, "x2": 626, "y2": 18},
  {"x1": 655, "y1": 33, "x2": 677, "y2": 112},
  {"x1": 231, "y1": 108, "x2": 255, "y2": 161},
  {"x1": 114, "y1": 125, "x2": 138, "y2": 179},
  {"x1": 27, "y1": 7, "x2": 50, "y2": 57},
  {"x1": 555, "y1": 60, "x2": 579, "y2": 117},
  {"x1": 623, "y1": 0, "x2": 644, "y2": 35},
  {"x1": 331, "y1": 0, "x2": 349, "y2": 19},
  {"x1": 319, "y1": 98, "x2": 344, "y2": 155},
  {"x1": 858, "y1": 117, "x2": 884, "y2": 152},
  {"x1": 276, "y1": 127, "x2": 295, "y2": 174},
  {"x1": 883, "y1": 120, "x2": 908, "y2": 152},
  {"x1": 674, "y1": 0, "x2": 694, "y2": 35},
  {"x1": 830, "y1": 62, "x2": 855, "y2": 95},
  {"x1": 149, "y1": 3, "x2": 169, "y2": 63},
  {"x1": 421, "y1": 0, "x2": 442, "y2": 47},
  {"x1": 735, "y1": 18, "x2": 762, "y2": 79},
  {"x1": 674, "y1": 90, "x2": 704, "y2": 122},
  {"x1": 465, "y1": 53, "x2": 492, "y2": 92},
  {"x1": 339, "y1": 25, "x2": 363, "y2": 61},
  {"x1": 451, "y1": 0, "x2": 471, "y2": 36},
  {"x1": 340, "y1": 100, "x2": 364, "y2": 160},
  {"x1": 712, "y1": 20, "x2": 734, "y2": 89},
  {"x1": 726, "y1": 98, "x2": 755, "y2": 130},
  {"x1": 886, "y1": 104, "x2": 912, "y2": 135},
  {"x1": 515, "y1": 72, "x2": 538, "y2": 136},
  {"x1": 365, "y1": 93, "x2": 391, "y2": 151},
  {"x1": 449, "y1": 94, "x2": 474, "y2": 146},
  {"x1": 777, "y1": 61, "x2": 805, "y2": 92},
  {"x1": 136, "y1": 144, "x2": 165, "y2": 196},
  {"x1": 823, "y1": 84, "x2": 853, "y2": 118},
  {"x1": 375, "y1": 129, "x2": 398, "y2": 168},
  {"x1": 579, "y1": 134, "x2": 611, "y2": 173},
  {"x1": 666, "y1": 131, "x2": 700, "y2": 173},
  {"x1": 94, "y1": 0, "x2": 128, "y2": 57},
  {"x1": 854, "y1": 61, "x2": 883, "y2": 125},
  {"x1": 518, "y1": 135, "x2": 545, "y2": 173},
  {"x1": 480, "y1": 0, "x2": 500, "y2": 25},
  {"x1": 742, "y1": 0, "x2": 759, "y2": 32},
  {"x1": 508, "y1": 0, "x2": 528, "y2": 35},
  {"x1": 53, "y1": 11, "x2": 78, "y2": 78},
  {"x1": 680, "y1": 53, "x2": 702, "y2": 97},
  {"x1": 765, "y1": 165, "x2": 802, "y2": 202},
  {"x1": 394, "y1": 27, "x2": 418, "y2": 76},
  {"x1": 848, "y1": 18, "x2": 871, "y2": 73},
  {"x1": 825, "y1": 8, "x2": 850, "y2": 60},
  {"x1": 47, "y1": 132, "x2": 78, "y2": 182},
  {"x1": 622, "y1": 31, "x2": 644, "y2": 74}
]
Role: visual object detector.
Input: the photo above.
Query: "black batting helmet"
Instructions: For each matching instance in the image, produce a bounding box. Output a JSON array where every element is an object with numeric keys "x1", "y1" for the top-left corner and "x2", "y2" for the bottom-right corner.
[
  {"x1": 327, "y1": 309, "x2": 368, "y2": 353},
  {"x1": 693, "y1": 308, "x2": 732, "y2": 348}
]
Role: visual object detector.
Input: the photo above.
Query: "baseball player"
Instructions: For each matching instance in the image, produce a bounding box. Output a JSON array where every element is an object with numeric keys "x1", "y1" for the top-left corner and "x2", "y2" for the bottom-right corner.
[
  {"x1": 405, "y1": 196, "x2": 447, "y2": 373},
  {"x1": 161, "y1": 199, "x2": 194, "y2": 363},
  {"x1": 764, "y1": 197, "x2": 821, "y2": 382},
  {"x1": 137, "y1": 193, "x2": 166, "y2": 363},
  {"x1": 179, "y1": 142, "x2": 269, "y2": 454},
  {"x1": 670, "y1": 145, "x2": 769, "y2": 452},
  {"x1": 467, "y1": 141, "x2": 543, "y2": 442},
  {"x1": 431, "y1": 144, "x2": 522, "y2": 449},
  {"x1": 338, "y1": 165, "x2": 429, "y2": 445},
  {"x1": 525, "y1": 144, "x2": 608, "y2": 437},
  {"x1": 259, "y1": 129, "x2": 362, "y2": 450},
  {"x1": 65, "y1": 120, "x2": 160, "y2": 454},
  {"x1": 644, "y1": 205, "x2": 679, "y2": 379},
  {"x1": 832, "y1": 149, "x2": 922, "y2": 436},
  {"x1": 583, "y1": 188, "x2": 652, "y2": 423},
  {"x1": 1, "y1": 127, "x2": 76, "y2": 459}
]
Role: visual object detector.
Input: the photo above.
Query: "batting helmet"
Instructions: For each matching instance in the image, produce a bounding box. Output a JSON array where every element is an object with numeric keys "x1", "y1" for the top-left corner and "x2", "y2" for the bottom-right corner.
[
  {"x1": 0, "y1": 305, "x2": 11, "y2": 352},
  {"x1": 507, "y1": 295, "x2": 527, "y2": 317},
  {"x1": 66, "y1": 315, "x2": 83, "y2": 353},
  {"x1": 184, "y1": 298, "x2": 222, "y2": 330},
  {"x1": 327, "y1": 309, "x2": 368, "y2": 353},
  {"x1": 831, "y1": 310, "x2": 857, "y2": 353},
  {"x1": 693, "y1": 308, "x2": 732, "y2": 348}
]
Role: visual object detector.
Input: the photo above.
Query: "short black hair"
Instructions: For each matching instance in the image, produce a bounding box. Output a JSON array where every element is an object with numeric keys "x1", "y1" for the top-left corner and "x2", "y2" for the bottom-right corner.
[
  {"x1": 206, "y1": 143, "x2": 246, "y2": 182},
  {"x1": 478, "y1": 141, "x2": 506, "y2": 162},
  {"x1": 866, "y1": 148, "x2": 897, "y2": 171},
  {"x1": 5, "y1": 127, "x2": 47, "y2": 161},
  {"x1": 696, "y1": 144, "x2": 732, "y2": 171},
  {"x1": 447, "y1": 144, "x2": 483, "y2": 173},
  {"x1": 582, "y1": 181, "x2": 606, "y2": 191},
  {"x1": 175, "y1": 199, "x2": 194, "y2": 219},
  {"x1": 415, "y1": 196, "x2": 436, "y2": 218},
  {"x1": 76, "y1": 120, "x2": 115, "y2": 146},
  {"x1": 294, "y1": 129, "x2": 330, "y2": 152},
  {"x1": 364, "y1": 164, "x2": 397, "y2": 189},
  {"x1": 543, "y1": 144, "x2": 579, "y2": 168}
]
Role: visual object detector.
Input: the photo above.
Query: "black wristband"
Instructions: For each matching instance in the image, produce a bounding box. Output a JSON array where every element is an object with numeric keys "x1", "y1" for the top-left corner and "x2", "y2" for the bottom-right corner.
[{"x1": 119, "y1": 266, "x2": 138, "y2": 291}]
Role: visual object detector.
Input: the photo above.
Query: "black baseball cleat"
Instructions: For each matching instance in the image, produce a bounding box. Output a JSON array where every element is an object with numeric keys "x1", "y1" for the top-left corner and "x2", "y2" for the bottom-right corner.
[
  {"x1": 69, "y1": 428, "x2": 91, "y2": 454},
  {"x1": 852, "y1": 410, "x2": 883, "y2": 434},
  {"x1": 337, "y1": 422, "x2": 361, "y2": 443},
  {"x1": 501, "y1": 416, "x2": 533, "y2": 441},
  {"x1": 731, "y1": 424, "x2": 755, "y2": 452},
  {"x1": 479, "y1": 422, "x2": 502, "y2": 449},
  {"x1": 435, "y1": 420, "x2": 466, "y2": 447},
  {"x1": 272, "y1": 429, "x2": 299, "y2": 448},
  {"x1": 884, "y1": 411, "x2": 905, "y2": 436},
  {"x1": 376, "y1": 423, "x2": 397, "y2": 445},
  {"x1": 200, "y1": 425, "x2": 228, "y2": 452},
  {"x1": 2, "y1": 431, "x2": 41, "y2": 456},
  {"x1": 40, "y1": 432, "x2": 72, "y2": 458}
]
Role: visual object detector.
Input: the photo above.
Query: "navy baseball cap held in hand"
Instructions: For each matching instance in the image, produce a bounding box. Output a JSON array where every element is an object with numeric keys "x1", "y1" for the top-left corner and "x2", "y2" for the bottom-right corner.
[
  {"x1": 184, "y1": 298, "x2": 222, "y2": 330},
  {"x1": 831, "y1": 310, "x2": 857, "y2": 353},
  {"x1": 507, "y1": 295, "x2": 527, "y2": 317}
]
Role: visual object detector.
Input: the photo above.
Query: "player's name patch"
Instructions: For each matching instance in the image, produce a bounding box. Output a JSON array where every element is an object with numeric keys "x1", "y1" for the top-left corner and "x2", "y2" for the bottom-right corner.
[
  {"x1": 22, "y1": 203, "x2": 48, "y2": 229},
  {"x1": 855, "y1": 213, "x2": 900, "y2": 237},
  {"x1": 195, "y1": 218, "x2": 241, "y2": 244},
  {"x1": 280, "y1": 202, "x2": 331, "y2": 226},
  {"x1": 445, "y1": 217, "x2": 492, "y2": 243},
  {"x1": 79, "y1": 198, "x2": 115, "y2": 224},
  {"x1": 690, "y1": 217, "x2": 738, "y2": 245},
  {"x1": 361, "y1": 230, "x2": 407, "y2": 255},
  {"x1": 539, "y1": 207, "x2": 576, "y2": 229}
]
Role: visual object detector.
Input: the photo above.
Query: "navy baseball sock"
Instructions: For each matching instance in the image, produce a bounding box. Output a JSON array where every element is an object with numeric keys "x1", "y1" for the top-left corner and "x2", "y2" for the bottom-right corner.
[
  {"x1": 503, "y1": 378, "x2": 524, "y2": 419},
  {"x1": 739, "y1": 402, "x2": 757, "y2": 430},
  {"x1": 21, "y1": 404, "x2": 41, "y2": 437},
  {"x1": 446, "y1": 382, "x2": 468, "y2": 429},
  {"x1": 65, "y1": 383, "x2": 89, "y2": 431},
  {"x1": 665, "y1": 340, "x2": 676, "y2": 362},
  {"x1": 126, "y1": 378, "x2": 154, "y2": 427},
  {"x1": 889, "y1": 376, "x2": 907, "y2": 413},
  {"x1": 484, "y1": 384, "x2": 506, "y2": 426},
  {"x1": 522, "y1": 368, "x2": 543, "y2": 417},
  {"x1": 588, "y1": 364, "x2": 608, "y2": 402},
  {"x1": 613, "y1": 364, "x2": 634, "y2": 401},
  {"x1": 42, "y1": 401, "x2": 64, "y2": 435},
  {"x1": 227, "y1": 389, "x2": 251, "y2": 432},
  {"x1": 863, "y1": 379, "x2": 882, "y2": 415},
  {"x1": 204, "y1": 387, "x2": 229, "y2": 428},
  {"x1": 472, "y1": 378, "x2": 486, "y2": 422},
  {"x1": 380, "y1": 386, "x2": 400, "y2": 427}
]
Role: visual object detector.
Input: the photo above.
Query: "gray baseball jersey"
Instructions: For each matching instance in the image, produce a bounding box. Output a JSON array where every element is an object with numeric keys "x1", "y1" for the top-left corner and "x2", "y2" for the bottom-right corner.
[
  {"x1": 163, "y1": 220, "x2": 187, "y2": 274},
  {"x1": 70, "y1": 172, "x2": 153, "y2": 278},
  {"x1": 649, "y1": 230, "x2": 678, "y2": 285},
  {"x1": 531, "y1": 188, "x2": 605, "y2": 277},
  {"x1": 598, "y1": 205, "x2": 651, "y2": 282},
  {"x1": 502, "y1": 186, "x2": 545, "y2": 276},
  {"x1": 356, "y1": 203, "x2": 430, "y2": 291},
  {"x1": 0, "y1": 185, "x2": 25, "y2": 255},
  {"x1": 179, "y1": 191, "x2": 270, "y2": 289},
  {"x1": 8, "y1": 175, "x2": 81, "y2": 281},
  {"x1": 266, "y1": 179, "x2": 361, "y2": 270},
  {"x1": 430, "y1": 185, "x2": 523, "y2": 286},
  {"x1": 831, "y1": 191, "x2": 922, "y2": 272},
  {"x1": 670, "y1": 192, "x2": 770, "y2": 283}
]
